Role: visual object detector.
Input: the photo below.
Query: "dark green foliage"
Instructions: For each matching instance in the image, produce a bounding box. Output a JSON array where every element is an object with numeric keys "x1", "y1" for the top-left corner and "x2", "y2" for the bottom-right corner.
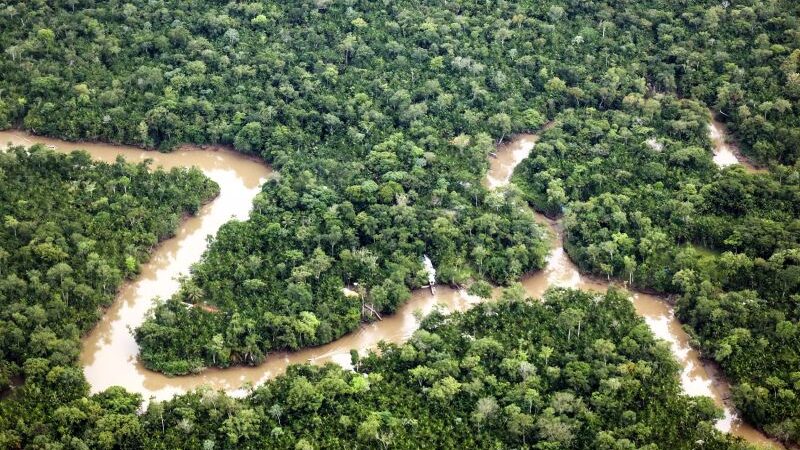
[
  {"x1": 514, "y1": 62, "x2": 800, "y2": 450},
  {"x1": 0, "y1": 145, "x2": 218, "y2": 375},
  {"x1": 137, "y1": 290, "x2": 748, "y2": 449},
  {"x1": 506, "y1": 1, "x2": 800, "y2": 441},
  {"x1": 0, "y1": 144, "x2": 217, "y2": 446},
  {"x1": 0, "y1": 0, "x2": 798, "y2": 446},
  {"x1": 135, "y1": 166, "x2": 548, "y2": 374}
]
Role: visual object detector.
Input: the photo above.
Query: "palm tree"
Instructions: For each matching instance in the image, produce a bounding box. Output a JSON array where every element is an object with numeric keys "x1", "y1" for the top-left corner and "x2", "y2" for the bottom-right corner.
[{"x1": 184, "y1": 282, "x2": 204, "y2": 304}]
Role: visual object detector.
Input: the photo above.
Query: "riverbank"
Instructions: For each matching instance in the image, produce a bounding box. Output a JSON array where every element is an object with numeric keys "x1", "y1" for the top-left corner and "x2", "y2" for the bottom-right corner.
[
  {"x1": 483, "y1": 127, "x2": 783, "y2": 449},
  {"x1": 0, "y1": 130, "x2": 274, "y2": 398},
  {"x1": 1, "y1": 128, "x2": 784, "y2": 448}
]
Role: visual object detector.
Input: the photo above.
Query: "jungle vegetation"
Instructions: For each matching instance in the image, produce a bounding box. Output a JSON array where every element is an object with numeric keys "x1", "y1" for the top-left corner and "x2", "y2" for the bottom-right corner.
[
  {"x1": 3, "y1": 287, "x2": 757, "y2": 449},
  {"x1": 0, "y1": 0, "x2": 799, "y2": 447},
  {"x1": 0, "y1": 144, "x2": 218, "y2": 445},
  {"x1": 515, "y1": 98, "x2": 800, "y2": 443}
]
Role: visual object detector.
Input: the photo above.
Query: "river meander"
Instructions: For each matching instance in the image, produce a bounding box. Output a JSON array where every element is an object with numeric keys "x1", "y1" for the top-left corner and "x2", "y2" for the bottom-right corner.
[{"x1": 0, "y1": 127, "x2": 781, "y2": 448}]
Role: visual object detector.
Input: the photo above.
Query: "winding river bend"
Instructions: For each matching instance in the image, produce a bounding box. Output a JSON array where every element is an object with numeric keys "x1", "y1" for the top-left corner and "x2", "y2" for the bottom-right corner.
[
  {"x1": 0, "y1": 128, "x2": 780, "y2": 448},
  {"x1": 488, "y1": 134, "x2": 781, "y2": 448}
]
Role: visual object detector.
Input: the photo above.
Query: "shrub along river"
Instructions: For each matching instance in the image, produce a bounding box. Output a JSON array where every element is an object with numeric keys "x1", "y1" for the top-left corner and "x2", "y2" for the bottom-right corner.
[{"x1": 0, "y1": 123, "x2": 782, "y2": 448}]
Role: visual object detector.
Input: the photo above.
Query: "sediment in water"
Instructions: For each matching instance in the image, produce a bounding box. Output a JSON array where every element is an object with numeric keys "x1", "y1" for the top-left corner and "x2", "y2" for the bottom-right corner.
[{"x1": 1, "y1": 128, "x2": 782, "y2": 448}]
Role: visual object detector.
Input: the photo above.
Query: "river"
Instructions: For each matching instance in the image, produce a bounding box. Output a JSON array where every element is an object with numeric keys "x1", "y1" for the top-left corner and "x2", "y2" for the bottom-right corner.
[
  {"x1": 708, "y1": 112, "x2": 765, "y2": 173},
  {"x1": 0, "y1": 128, "x2": 781, "y2": 448},
  {"x1": 488, "y1": 133, "x2": 781, "y2": 448}
]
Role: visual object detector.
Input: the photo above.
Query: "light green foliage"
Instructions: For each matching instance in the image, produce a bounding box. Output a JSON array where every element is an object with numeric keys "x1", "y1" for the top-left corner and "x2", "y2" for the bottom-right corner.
[
  {"x1": 0, "y1": 0, "x2": 798, "y2": 446},
  {"x1": 0, "y1": 145, "x2": 217, "y2": 446},
  {"x1": 127, "y1": 290, "x2": 749, "y2": 449}
]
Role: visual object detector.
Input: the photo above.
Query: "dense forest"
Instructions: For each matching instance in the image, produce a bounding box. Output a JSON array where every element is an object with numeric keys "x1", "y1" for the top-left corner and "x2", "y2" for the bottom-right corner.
[
  {"x1": 4, "y1": 287, "x2": 757, "y2": 449},
  {"x1": 1, "y1": 0, "x2": 799, "y2": 447},
  {"x1": 0, "y1": 144, "x2": 218, "y2": 443},
  {"x1": 514, "y1": 98, "x2": 800, "y2": 442}
]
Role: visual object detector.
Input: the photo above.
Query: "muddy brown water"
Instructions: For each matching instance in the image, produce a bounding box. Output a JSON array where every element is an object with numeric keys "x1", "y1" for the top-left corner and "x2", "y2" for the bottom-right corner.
[
  {"x1": 708, "y1": 113, "x2": 766, "y2": 174},
  {"x1": 1, "y1": 130, "x2": 781, "y2": 448},
  {"x1": 488, "y1": 134, "x2": 781, "y2": 448}
]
